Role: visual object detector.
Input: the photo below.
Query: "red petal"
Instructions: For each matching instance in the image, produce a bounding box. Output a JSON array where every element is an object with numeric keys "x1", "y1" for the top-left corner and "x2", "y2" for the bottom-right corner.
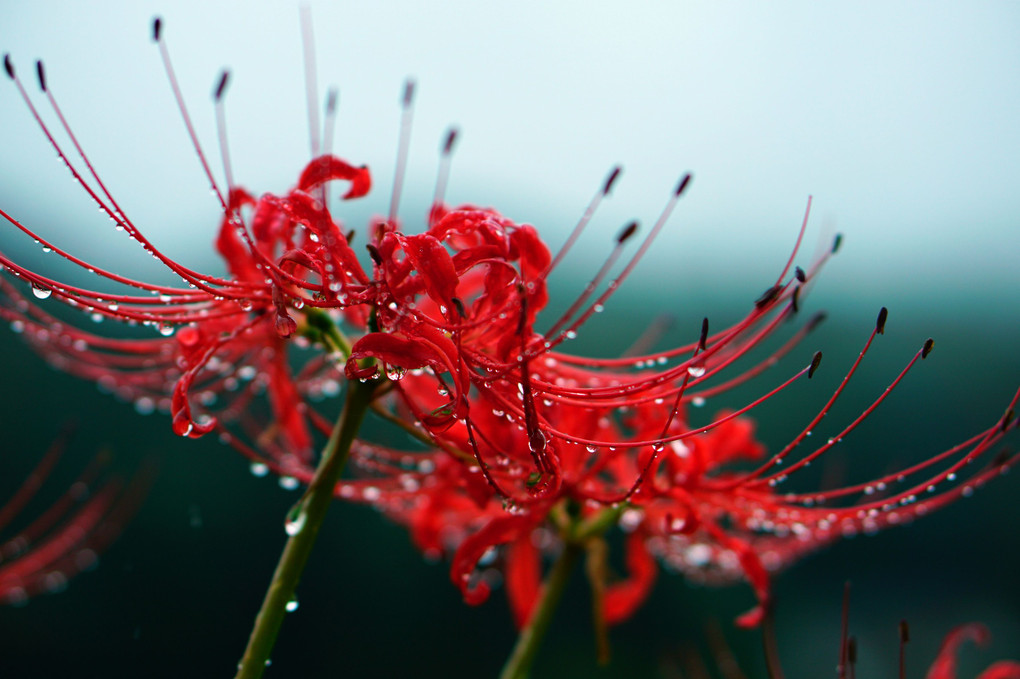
[
  {"x1": 450, "y1": 514, "x2": 534, "y2": 606},
  {"x1": 297, "y1": 155, "x2": 371, "y2": 199},
  {"x1": 603, "y1": 532, "x2": 658, "y2": 625},
  {"x1": 977, "y1": 662, "x2": 1020, "y2": 679},
  {"x1": 505, "y1": 533, "x2": 541, "y2": 629},
  {"x1": 928, "y1": 624, "x2": 991, "y2": 679}
]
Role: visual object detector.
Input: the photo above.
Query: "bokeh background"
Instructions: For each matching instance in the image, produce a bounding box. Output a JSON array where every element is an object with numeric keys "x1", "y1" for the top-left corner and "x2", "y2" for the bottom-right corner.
[{"x1": 1, "y1": 1, "x2": 1017, "y2": 677}]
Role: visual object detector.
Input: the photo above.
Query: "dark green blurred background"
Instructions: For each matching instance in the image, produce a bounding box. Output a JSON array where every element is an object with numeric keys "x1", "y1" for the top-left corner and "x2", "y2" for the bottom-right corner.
[{"x1": 2, "y1": 267, "x2": 1017, "y2": 678}]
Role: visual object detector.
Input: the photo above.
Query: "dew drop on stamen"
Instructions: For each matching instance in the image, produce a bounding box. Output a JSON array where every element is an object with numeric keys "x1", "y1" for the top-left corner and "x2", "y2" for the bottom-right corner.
[
  {"x1": 285, "y1": 597, "x2": 299, "y2": 613},
  {"x1": 687, "y1": 364, "x2": 706, "y2": 378},
  {"x1": 565, "y1": 330, "x2": 577, "y2": 340},
  {"x1": 279, "y1": 476, "x2": 300, "y2": 491},
  {"x1": 31, "y1": 283, "x2": 52, "y2": 299},
  {"x1": 691, "y1": 396, "x2": 706, "y2": 408},
  {"x1": 284, "y1": 510, "x2": 306, "y2": 536}
]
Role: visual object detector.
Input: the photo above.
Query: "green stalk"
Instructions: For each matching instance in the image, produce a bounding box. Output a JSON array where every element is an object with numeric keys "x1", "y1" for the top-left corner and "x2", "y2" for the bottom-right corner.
[
  {"x1": 499, "y1": 541, "x2": 583, "y2": 679},
  {"x1": 234, "y1": 379, "x2": 375, "y2": 678}
]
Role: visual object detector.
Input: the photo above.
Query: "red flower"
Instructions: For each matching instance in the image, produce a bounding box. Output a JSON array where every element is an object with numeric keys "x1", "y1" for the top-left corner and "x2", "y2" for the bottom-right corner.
[
  {"x1": 0, "y1": 49, "x2": 380, "y2": 472},
  {"x1": 334, "y1": 184, "x2": 1018, "y2": 627},
  {"x1": 0, "y1": 429, "x2": 147, "y2": 605},
  {"x1": 2, "y1": 23, "x2": 1016, "y2": 636}
]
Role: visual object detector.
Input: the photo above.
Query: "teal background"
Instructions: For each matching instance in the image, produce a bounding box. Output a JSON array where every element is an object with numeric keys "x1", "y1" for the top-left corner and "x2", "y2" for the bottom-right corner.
[{"x1": 1, "y1": 2, "x2": 1018, "y2": 677}]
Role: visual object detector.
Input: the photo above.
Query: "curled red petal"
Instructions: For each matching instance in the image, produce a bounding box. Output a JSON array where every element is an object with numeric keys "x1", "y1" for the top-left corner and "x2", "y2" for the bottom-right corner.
[
  {"x1": 927, "y1": 623, "x2": 991, "y2": 679},
  {"x1": 397, "y1": 233, "x2": 458, "y2": 312},
  {"x1": 977, "y1": 662, "x2": 1020, "y2": 679},
  {"x1": 603, "y1": 532, "x2": 658, "y2": 625},
  {"x1": 297, "y1": 155, "x2": 371, "y2": 199},
  {"x1": 345, "y1": 332, "x2": 449, "y2": 380},
  {"x1": 505, "y1": 533, "x2": 541, "y2": 629},
  {"x1": 450, "y1": 514, "x2": 535, "y2": 606}
]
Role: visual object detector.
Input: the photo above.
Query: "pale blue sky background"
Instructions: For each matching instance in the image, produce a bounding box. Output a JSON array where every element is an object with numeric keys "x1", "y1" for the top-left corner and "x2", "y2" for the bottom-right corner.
[{"x1": 0, "y1": 1, "x2": 1017, "y2": 311}]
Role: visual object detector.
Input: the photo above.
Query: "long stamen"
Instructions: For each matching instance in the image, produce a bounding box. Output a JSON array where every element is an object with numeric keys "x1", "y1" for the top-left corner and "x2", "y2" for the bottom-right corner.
[
  {"x1": 300, "y1": 5, "x2": 321, "y2": 159},
  {"x1": 543, "y1": 165, "x2": 622, "y2": 276},
  {"x1": 213, "y1": 70, "x2": 235, "y2": 193},
  {"x1": 152, "y1": 17, "x2": 227, "y2": 211},
  {"x1": 389, "y1": 79, "x2": 416, "y2": 224}
]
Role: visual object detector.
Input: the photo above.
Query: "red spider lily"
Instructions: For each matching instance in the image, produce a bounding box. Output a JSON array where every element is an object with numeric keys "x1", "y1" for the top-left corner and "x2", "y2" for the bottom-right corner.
[
  {"x1": 330, "y1": 188, "x2": 1018, "y2": 628},
  {"x1": 0, "y1": 35, "x2": 377, "y2": 471},
  {"x1": 0, "y1": 428, "x2": 147, "y2": 605},
  {"x1": 2, "y1": 18, "x2": 1016, "y2": 639}
]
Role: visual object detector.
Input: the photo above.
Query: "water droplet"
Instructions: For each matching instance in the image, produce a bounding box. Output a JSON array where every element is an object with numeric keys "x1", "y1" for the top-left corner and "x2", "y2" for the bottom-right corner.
[
  {"x1": 285, "y1": 597, "x2": 299, "y2": 613},
  {"x1": 284, "y1": 507, "x2": 307, "y2": 536},
  {"x1": 249, "y1": 462, "x2": 269, "y2": 477},
  {"x1": 686, "y1": 364, "x2": 706, "y2": 378},
  {"x1": 592, "y1": 304, "x2": 604, "y2": 313},
  {"x1": 158, "y1": 323, "x2": 175, "y2": 337},
  {"x1": 31, "y1": 283, "x2": 52, "y2": 299},
  {"x1": 565, "y1": 330, "x2": 577, "y2": 340},
  {"x1": 691, "y1": 396, "x2": 706, "y2": 408},
  {"x1": 586, "y1": 445, "x2": 598, "y2": 453},
  {"x1": 278, "y1": 476, "x2": 300, "y2": 491}
]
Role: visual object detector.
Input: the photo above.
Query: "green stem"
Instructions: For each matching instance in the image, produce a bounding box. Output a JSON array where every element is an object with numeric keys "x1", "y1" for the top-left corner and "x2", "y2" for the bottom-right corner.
[
  {"x1": 499, "y1": 541, "x2": 583, "y2": 679},
  {"x1": 234, "y1": 380, "x2": 375, "y2": 678}
]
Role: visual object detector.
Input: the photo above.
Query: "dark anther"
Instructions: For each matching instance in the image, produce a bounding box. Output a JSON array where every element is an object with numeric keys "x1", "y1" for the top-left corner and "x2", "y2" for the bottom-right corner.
[
  {"x1": 602, "y1": 166, "x2": 622, "y2": 195},
  {"x1": 921, "y1": 338, "x2": 934, "y2": 359},
  {"x1": 3, "y1": 54, "x2": 14, "y2": 79},
  {"x1": 213, "y1": 70, "x2": 230, "y2": 102},
  {"x1": 876, "y1": 307, "x2": 888, "y2": 334},
  {"x1": 899, "y1": 620, "x2": 910, "y2": 643},
  {"x1": 345, "y1": 229, "x2": 356, "y2": 244},
  {"x1": 616, "y1": 220, "x2": 639, "y2": 244},
  {"x1": 365, "y1": 243, "x2": 383, "y2": 266},
  {"x1": 808, "y1": 351, "x2": 823, "y2": 379},
  {"x1": 35, "y1": 60, "x2": 46, "y2": 92},
  {"x1": 451, "y1": 297, "x2": 466, "y2": 319},
  {"x1": 152, "y1": 17, "x2": 163, "y2": 42},
  {"x1": 993, "y1": 448, "x2": 1011, "y2": 466},
  {"x1": 699, "y1": 317, "x2": 709, "y2": 351},
  {"x1": 325, "y1": 87, "x2": 338, "y2": 115},
  {"x1": 442, "y1": 127, "x2": 459, "y2": 155},
  {"x1": 674, "y1": 173, "x2": 693, "y2": 197},
  {"x1": 754, "y1": 285, "x2": 781, "y2": 309},
  {"x1": 832, "y1": 233, "x2": 844, "y2": 254},
  {"x1": 795, "y1": 266, "x2": 806, "y2": 283},
  {"x1": 402, "y1": 78, "x2": 415, "y2": 107},
  {"x1": 791, "y1": 286, "x2": 801, "y2": 313},
  {"x1": 1002, "y1": 409, "x2": 1016, "y2": 433},
  {"x1": 807, "y1": 311, "x2": 827, "y2": 332}
]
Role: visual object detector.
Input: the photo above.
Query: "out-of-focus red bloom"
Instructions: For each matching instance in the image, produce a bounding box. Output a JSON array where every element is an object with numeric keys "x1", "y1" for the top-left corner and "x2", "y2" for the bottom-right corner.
[
  {"x1": 2, "y1": 22, "x2": 1016, "y2": 635},
  {"x1": 0, "y1": 429, "x2": 146, "y2": 605},
  {"x1": 925, "y1": 624, "x2": 1020, "y2": 679}
]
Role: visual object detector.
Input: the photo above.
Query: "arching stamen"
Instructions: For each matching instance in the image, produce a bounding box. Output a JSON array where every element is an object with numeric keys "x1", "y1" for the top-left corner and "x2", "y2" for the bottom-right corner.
[
  {"x1": 389, "y1": 79, "x2": 416, "y2": 224},
  {"x1": 152, "y1": 17, "x2": 227, "y2": 211},
  {"x1": 544, "y1": 165, "x2": 622, "y2": 276},
  {"x1": 213, "y1": 70, "x2": 235, "y2": 192},
  {"x1": 431, "y1": 127, "x2": 459, "y2": 212},
  {"x1": 300, "y1": 5, "x2": 320, "y2": 158},
  {"x1": 773, "y1": 196, "x2": 812, "y2": 286},
  {"x1": 323, "y1": 87, "x2": 339, "y2": 156}
]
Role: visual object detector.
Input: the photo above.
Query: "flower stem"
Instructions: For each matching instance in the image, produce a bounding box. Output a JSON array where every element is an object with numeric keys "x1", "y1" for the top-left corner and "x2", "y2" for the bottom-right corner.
[
  {"x1": 499, "y1": 540, "x2": 583, "y2": 679},
  {"x1": 234, "y1": 380, "x2": 375, "y2": 679}
]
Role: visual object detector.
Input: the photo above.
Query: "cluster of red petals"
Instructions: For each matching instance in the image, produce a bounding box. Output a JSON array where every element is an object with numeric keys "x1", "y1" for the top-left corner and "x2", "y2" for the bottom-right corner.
[
  {"x1": 0, "y1": 430, "x2": 146, "y2": 605},
  {"x1": 2, "y1": 51, "x2": 1017, "y2": 631}
]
